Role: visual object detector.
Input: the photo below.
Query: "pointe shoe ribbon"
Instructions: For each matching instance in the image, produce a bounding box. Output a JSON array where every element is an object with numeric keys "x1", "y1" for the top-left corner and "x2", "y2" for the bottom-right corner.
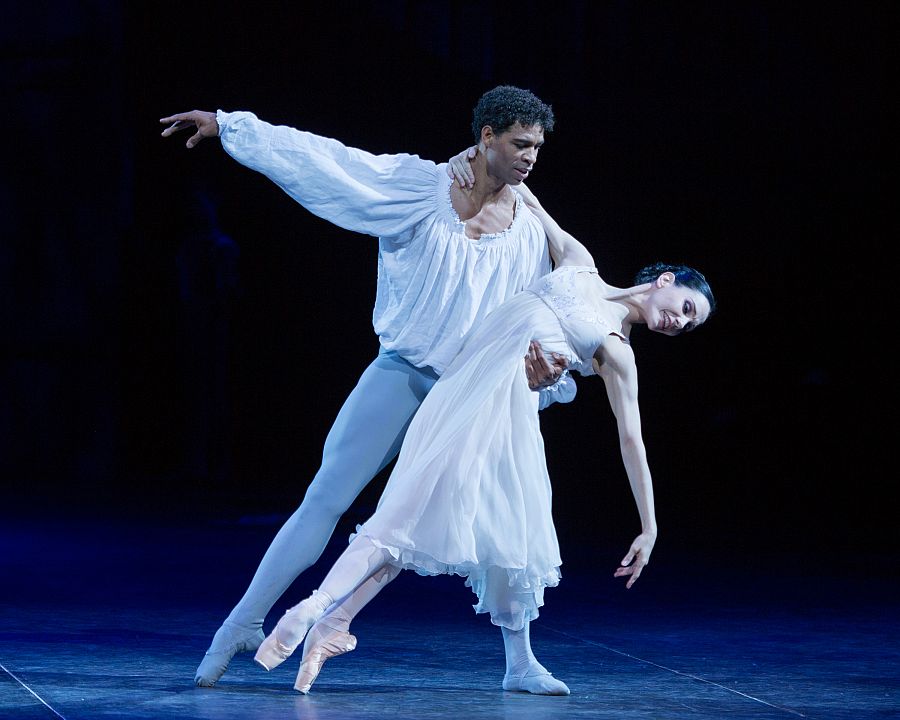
[
  {"x1": 294, "y1": 630, "x2": 357, "y2": 694},
  {"x1": 254, "y1": 590, "x2": 333, "y2": 672}
]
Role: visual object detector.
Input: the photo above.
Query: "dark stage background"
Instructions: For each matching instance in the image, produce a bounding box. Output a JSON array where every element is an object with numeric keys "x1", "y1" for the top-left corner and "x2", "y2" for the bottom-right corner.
[{"x1": 2, "y1": 3, "x2": 892, "y2": 580}]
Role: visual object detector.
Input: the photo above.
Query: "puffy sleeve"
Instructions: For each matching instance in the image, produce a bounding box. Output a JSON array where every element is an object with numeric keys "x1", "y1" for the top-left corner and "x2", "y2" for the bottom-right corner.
[
  {"x1": 217, "y1": 110, "x2": 439, "y2": 238},
  {"x1": 537, "y1": 371, "x2": 577, "y2": 411}
]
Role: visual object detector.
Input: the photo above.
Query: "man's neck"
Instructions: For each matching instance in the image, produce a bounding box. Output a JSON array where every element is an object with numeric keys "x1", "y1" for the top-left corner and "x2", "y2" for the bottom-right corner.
[
  {"x1": 449, "y1": 157, "x2": 517, "y2": 233},
  {"x1": 459, "y1": 156, "x2": 510, "y2": 211}
]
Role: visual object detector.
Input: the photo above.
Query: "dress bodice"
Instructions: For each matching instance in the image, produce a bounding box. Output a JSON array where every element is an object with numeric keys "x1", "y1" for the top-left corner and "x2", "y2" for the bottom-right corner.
[{"x1": 528, "y1": 265, "x2": 628, "y2": 376}]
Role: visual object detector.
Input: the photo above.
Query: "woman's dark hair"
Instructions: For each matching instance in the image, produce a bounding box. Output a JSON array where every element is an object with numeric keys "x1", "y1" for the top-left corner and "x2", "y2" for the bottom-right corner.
[
  {"x1": 635, "y1": 263, "x2": 716, "y2": 315},
  {"x1": 471, "y1": 86, "x2": 555, "y2": 142}
]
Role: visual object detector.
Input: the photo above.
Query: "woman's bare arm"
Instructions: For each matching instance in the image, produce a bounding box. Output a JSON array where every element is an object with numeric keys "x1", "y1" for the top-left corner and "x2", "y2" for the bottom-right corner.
[
  {"x1": 514, "y1": 183, "x2": 595, "y2": 268},
  {"x1": 596, "y1": 338, "x2": 657, "y2": 588}
]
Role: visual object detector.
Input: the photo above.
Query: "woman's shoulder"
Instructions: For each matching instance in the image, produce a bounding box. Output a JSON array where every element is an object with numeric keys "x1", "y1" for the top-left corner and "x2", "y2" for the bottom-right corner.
[{"x1": 596, "y1": 333, "x2": 636, "y2": 375}]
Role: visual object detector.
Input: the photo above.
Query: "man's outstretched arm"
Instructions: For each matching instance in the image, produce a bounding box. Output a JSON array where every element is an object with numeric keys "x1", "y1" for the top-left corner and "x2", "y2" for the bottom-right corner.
[{"x1": 160, "y1": 109, "x2": 437, "y2": 238}]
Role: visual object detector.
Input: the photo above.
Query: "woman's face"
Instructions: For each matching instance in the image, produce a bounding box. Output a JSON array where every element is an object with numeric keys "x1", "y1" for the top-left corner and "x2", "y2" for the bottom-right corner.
[{"x1": 645, "y1": 273, "x2": 711, "y2": 336}]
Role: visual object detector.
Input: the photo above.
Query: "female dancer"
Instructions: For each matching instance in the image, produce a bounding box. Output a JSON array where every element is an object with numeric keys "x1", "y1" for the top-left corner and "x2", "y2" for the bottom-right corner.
[{"x1": 253, "y1": 183, "x2": 715, "y2": 694}]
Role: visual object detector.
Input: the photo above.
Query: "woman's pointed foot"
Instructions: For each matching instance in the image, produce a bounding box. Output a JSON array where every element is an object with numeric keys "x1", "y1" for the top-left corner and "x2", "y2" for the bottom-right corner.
[
  {"x1": 294, "y1": 624, "x2": 357, "y2": 694},
  {"x1": 254, "y1": 590, "x2": 333, "y2": 672},
  {"x1": 194, "y1": 621, "x2": 265, "y2": 687}
]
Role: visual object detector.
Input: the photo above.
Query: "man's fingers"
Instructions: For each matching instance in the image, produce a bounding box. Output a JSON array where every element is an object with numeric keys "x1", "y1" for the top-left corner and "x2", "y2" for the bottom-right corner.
[
  {"x1": 186, "y1": 130, "x2": 204, "y2": 149},
  {"x1": 159, "y1": 112, "x2": 194, "y2": 125},
  {"x1": 531, "y1": 342, "x2": 555, "y2": 373},
  {"x1": 160, "y1": 119, "x2": 194, "y2": 137},
  {"x1": 524, "y1": 340, "x2": 564, "y2": 389}
]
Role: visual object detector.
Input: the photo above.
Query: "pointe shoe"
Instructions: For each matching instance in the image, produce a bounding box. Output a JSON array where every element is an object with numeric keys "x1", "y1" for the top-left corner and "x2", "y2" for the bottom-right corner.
[
  {"x1": 194, "y1": 621, "x2": 265, "y2": 687},
  {"x1": 503, "y1": 669, "x2": 570, "y2": 696},
  {"x1": 294, "y1": 628, "x2": 357, "y2": 694},
  {"x1": 254, "y1": 591, "x2": 332, "y2": 672}
]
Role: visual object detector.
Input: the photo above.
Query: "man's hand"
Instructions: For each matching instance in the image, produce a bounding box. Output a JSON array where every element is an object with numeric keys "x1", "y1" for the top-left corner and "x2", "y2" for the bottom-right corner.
[
  {"x1": 524, "y1": 340, "x2": 568, "y2": 390},
  {"x1": 160, "y1": 110, "x2": 219, "y2": 149},
  {"x1": 446, "y1": 146, "x2": 477, "y2": 188}
]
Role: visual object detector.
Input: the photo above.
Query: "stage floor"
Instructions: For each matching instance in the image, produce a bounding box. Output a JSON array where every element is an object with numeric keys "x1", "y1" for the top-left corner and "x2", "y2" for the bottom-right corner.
[{"x1": 1, "y1": 516, "x2": 897, "y2": 719}]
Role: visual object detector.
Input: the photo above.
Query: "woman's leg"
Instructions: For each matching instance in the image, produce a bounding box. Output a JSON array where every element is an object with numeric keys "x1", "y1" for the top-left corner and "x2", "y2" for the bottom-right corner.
[
  {"x1": 295, "y1": 564, "x2": 402, "y2": 693},
  {"x1": 316, "y1": 564, "x2": 402, "y2": 635},
  {"x1": 253, "y1": 535, "x2": 394, "y2": 673}
]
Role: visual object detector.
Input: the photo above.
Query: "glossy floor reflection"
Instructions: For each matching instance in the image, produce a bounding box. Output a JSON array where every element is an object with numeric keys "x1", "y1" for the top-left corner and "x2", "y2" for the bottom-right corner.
[{"x1": 1, "y1": 517, "x2": 897, "y2": 719}]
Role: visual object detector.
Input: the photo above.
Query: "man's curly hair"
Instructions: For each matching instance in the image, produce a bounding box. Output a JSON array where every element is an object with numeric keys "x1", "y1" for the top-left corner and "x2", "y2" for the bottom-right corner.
[{"x1": 471, "y1": 86, "x2": 555, "y2": 143}]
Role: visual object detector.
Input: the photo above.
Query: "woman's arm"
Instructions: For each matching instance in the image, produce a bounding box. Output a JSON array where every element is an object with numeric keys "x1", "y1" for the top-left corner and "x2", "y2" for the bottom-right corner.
[
  {"x1": 596, "y1": 338, "x2": 658, "y2": 589},
  {"x1": 445, "y1": 147, "x2": 596, "y2": 268},
  {"x1": 513, "y1": 183, "x2": 595, "y2": 269}
]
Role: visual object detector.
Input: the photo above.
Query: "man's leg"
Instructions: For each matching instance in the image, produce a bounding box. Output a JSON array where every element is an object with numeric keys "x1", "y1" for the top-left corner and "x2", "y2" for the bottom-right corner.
[
  {"x1": 195, "y1": 350, "x2": 438, "y2": 686},
  {"x1": 485, "y1": 568, "x2": 570, "y2": 695},
  {"x1": 501, "y1": 623, "x2": 570, "y2": 695}
]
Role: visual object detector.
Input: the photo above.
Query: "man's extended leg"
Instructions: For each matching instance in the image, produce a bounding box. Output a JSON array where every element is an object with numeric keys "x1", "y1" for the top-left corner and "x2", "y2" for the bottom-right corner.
[{"x1": 194, "y1": 350, "x2": 438, "y2": 686}]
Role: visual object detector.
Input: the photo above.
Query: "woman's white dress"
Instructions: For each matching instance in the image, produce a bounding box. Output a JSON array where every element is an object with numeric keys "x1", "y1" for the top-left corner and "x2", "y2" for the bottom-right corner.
[{"x1": 354, "y1": 265, "x2": 629, "y2": 630}]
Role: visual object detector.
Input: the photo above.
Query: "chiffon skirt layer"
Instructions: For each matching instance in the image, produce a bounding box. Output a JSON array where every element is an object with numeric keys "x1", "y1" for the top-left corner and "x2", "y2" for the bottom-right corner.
[{"x1": 355, "y1": 291, "x2": 570, "y2": 630}]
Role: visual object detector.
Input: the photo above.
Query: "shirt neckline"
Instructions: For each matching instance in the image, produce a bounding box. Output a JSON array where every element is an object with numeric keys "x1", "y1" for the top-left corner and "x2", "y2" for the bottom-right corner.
[{"x1": 441, "y1": 172, "x2": 523, "y2": 242}]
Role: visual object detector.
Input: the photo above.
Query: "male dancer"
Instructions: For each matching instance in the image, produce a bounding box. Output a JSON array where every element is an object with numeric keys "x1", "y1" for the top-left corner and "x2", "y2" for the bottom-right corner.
[{"x1": 161, "y1": 86, "x2": 573, "y2": 695}]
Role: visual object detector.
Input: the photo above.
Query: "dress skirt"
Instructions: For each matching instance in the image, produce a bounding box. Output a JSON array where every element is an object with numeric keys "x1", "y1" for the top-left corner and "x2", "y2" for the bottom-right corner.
[{"x1": 354, "y1": 290, "x2": 571, "y2": 630}]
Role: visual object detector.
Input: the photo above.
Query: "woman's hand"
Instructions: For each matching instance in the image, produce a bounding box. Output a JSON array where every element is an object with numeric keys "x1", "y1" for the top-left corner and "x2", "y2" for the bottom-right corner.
[
  {"x1": 446, "y1": 146, "x2": 477, "y2": 188},
  {"x1": 614, "y1": 531, "x2": 656, "y2": 589}
]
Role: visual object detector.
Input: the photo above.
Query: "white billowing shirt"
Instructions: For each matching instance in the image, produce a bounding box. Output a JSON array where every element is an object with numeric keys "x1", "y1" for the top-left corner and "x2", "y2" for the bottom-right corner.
[{"x1": 217, "y1": 110, "x2": 554, "y2": 375}]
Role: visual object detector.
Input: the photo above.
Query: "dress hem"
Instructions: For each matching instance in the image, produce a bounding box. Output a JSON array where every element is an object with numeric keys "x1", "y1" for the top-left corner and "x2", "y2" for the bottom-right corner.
[{"x1": 352, "y1": 525, "x2": 562, "y2": 631}]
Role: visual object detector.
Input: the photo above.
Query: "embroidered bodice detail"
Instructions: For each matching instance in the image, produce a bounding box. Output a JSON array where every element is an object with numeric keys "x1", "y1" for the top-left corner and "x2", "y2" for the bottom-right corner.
[{"x1": 528, "y1": 265, "x2": 628, "y2": 377}]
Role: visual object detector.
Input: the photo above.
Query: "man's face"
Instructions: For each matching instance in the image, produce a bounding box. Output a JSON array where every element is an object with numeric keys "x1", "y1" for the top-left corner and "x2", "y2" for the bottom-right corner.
[{"x1": 483, "y1": 123, "x2": 545, "y2": 185}]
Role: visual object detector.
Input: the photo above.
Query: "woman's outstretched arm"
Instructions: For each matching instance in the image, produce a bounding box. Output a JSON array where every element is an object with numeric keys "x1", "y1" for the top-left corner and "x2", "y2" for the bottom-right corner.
[{"x1": 595, "y1": 337, "x2": 658, "y2": 589}]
